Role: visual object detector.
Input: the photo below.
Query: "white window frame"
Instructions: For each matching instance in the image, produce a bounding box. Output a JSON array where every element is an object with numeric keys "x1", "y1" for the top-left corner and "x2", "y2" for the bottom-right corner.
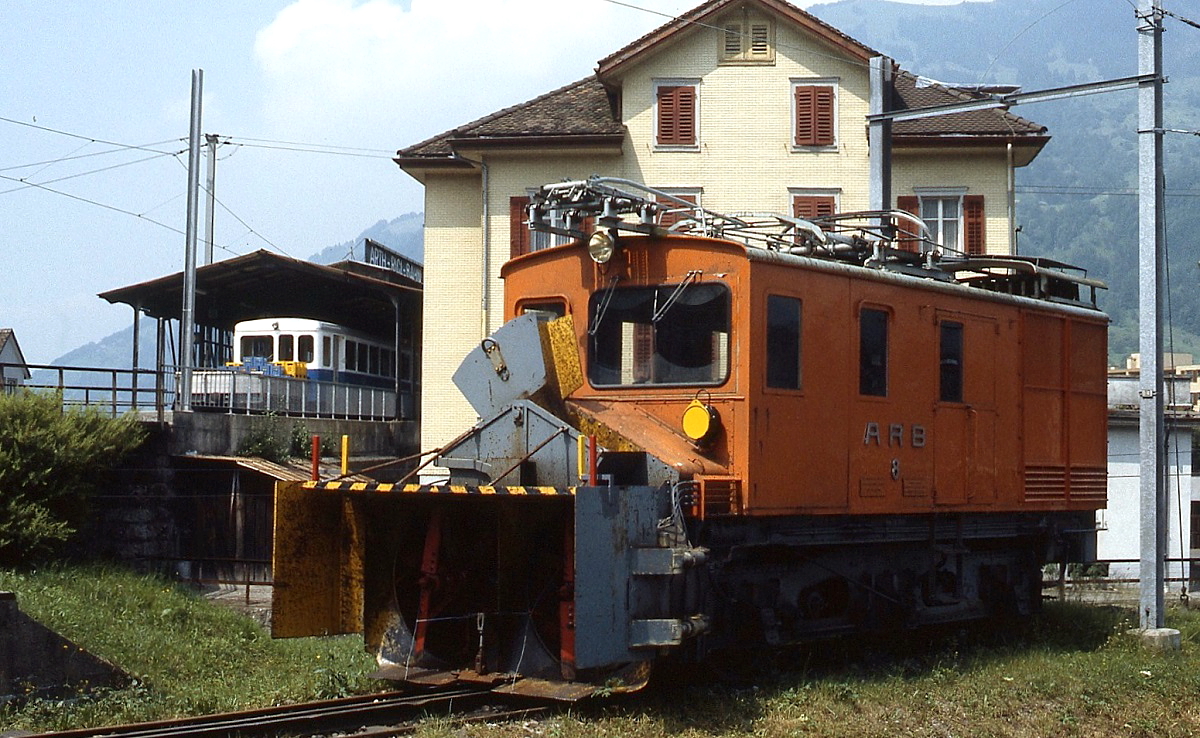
[
  {"x1": 915, "y1": 187, "x2": 968, "y2": 252},
  {"x1": 790, "y1": 78, "x2": 839, "y2": 151},
  {"x1": 653, "y1": 78, "x2": 701, "y2": 152}
]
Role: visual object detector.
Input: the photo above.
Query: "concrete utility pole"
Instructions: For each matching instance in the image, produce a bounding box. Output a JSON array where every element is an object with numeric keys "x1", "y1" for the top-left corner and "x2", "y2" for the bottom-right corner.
[
  {"x1": 868, "y1": 56, "x2": 893, "y2": 215},
  {"x1": 204, "y1": 133, "x2": 218, "y2": 266},
  {"x1": 179, "y1": 69, "x2": 203, "y2": 413},
  {"x1": 1137, "y1": 0, "x2": 1167, "y2": 632}
]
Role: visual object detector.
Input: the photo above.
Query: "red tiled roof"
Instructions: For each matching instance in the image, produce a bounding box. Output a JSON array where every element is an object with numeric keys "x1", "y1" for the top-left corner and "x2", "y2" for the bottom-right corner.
[
  {"x1": 396, "y1": 76, "x2": 623, "y2": 161},
  {"x1": 892, "y1": 70, "x2": 1047, "y2": 138}
]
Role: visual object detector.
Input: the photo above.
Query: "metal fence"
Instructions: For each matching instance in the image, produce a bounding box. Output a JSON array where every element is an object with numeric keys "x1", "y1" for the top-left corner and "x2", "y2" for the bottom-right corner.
[
  {"x1": 6, "y1": 362, "x2": 170, "y2": 418},
  {"x1": 4, "y1": 362, "x2": 406, "y2": 421},
  {"x1": 189, "y1": 368, "x2": 399, "y2": 420}
]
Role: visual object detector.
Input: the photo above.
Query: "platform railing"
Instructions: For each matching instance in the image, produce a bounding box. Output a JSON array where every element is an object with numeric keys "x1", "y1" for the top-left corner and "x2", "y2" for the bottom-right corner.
[
  {"x1": 189, "y1": 368, "x2": 400, "y2": 420},
  {"x1": 3, "y1": 362, "x2": 410, "y2": 421},
  {"x1": 3, "y1": 362, "x2": 171, "y2": 418}
]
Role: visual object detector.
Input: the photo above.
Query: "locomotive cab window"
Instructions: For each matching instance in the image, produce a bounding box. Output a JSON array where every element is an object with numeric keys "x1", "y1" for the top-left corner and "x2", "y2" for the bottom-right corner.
[
  {"x1": 859, "y1": 307, "x2": 889, "y2": 397},
  {"x1": 766, "y1": 295, "x2": 802, "y2": 389},
  {"x1": 939, "y1": 321, "x2": 964, "y2": 403},
  {"x1": 518, "y1": 299, "x2": 567, "y2": 321},
  {"x1": 588, "y1": 282, "x2": 729, "y2": 387}
]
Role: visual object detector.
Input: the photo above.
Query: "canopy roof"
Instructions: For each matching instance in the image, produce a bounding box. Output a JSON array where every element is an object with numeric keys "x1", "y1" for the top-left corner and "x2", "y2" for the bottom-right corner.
[{"x1": 99, "y1": 250, "x2": 420, "y2": 338}]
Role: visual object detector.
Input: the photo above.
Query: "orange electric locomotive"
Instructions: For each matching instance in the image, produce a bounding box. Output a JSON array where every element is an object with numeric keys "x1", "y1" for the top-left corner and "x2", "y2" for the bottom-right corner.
[{"x1": 272, "y1": 177, "x2": 1108, "y2": 699}]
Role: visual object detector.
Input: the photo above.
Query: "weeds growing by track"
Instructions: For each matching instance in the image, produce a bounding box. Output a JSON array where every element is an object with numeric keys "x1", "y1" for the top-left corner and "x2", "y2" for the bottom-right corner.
[{"x1": 4, "y1": 566, "x2": 1200, "y2": 737}]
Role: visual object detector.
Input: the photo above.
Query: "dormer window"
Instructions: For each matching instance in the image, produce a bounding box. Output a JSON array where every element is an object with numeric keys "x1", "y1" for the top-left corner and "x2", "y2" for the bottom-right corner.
[{"x1": 720, "y1": 11, "x2": 774, "y2": 64}]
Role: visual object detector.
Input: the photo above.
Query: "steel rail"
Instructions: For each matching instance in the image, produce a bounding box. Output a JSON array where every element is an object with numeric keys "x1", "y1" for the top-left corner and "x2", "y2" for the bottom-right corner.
[{"x1": 22, "y1": 685, "x2": 551, "y2": 738}]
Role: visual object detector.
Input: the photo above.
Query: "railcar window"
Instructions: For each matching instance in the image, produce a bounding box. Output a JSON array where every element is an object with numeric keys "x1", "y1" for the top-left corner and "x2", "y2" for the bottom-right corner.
[
  {"x1": 298, "y1": 335, "x2": 315, "y2": 363},
  {"x1": 278, "y1": 334, "x2": 295, "y2": 362},
  {"x1": 588, "y1": 282, "x2": 729, "y2": 386},
  {"x1": 358, "y1": 343, "x2": 369, "y2": 374},
  {"x1": 369, "y1": 345, "x2": 381, "y2": 375},
  {"x1": 241, "y1": 335, "x2": 273, "y2": 361},
  {"x1": 766, "y1": 295, "x2": 802, "y2": 389},
  {"x1": 346, "y1": 340, "x2": 358, "y2": 371},
  {"x1": 859, "y1": 308, "x2": 888, "y2": 397},
  {"x1": 939, "y1": 321, "x2": 964, "y2": 403},
  {"x1": 321, "y1": 336, "x2": 331, "y2": 367}
]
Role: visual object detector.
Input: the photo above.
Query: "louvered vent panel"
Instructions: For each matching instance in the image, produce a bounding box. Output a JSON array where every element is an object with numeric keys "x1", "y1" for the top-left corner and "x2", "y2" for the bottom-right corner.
[
  {"x1": 698, "y1": 476, "x2": 741, "y2": 518},
  {"x1": 1070, "y1": 466, "x2": 1108, "y2": 503},
  {"x1": 1024, "y1": 465, "x2": 1066, "y2": 501},
  {"x1": 723, "y1": 24, "x2": 742, "y2": 57},
  {"x1": 750, "y1": 23, "x2": 770, "y2": 54}
]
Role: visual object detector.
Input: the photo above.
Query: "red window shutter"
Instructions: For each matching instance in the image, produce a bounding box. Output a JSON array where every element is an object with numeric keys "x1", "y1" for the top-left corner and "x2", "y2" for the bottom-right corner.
[
  {"x1": 964, "y1": 195, "x2": 986, "y2": 256},
  {"x1": 792, "y1": 195, "x2": 836, "y2": 220},
  {"x1": 795, "y1": 86, "x2": 834, "y2": 147},
  {"x1": 657, "y1": 86, "x2": 696, "y2": 146},
  {"x1": 633, "y1": 324, "x2": 654, "y2": 382},
  {"x1": 510, "y1": 196, "x2": 531, "y2": 258},
  {"x1": 658, "y1": 193, "x2": 698, "y2": 228},
  {"x1": 896, "y1": 195, "x2": 920, "y2": 253}
]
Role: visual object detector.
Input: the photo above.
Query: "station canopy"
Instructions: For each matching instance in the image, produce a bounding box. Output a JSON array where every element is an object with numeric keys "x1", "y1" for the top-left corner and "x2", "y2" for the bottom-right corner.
[{"x1": 99, "y1": 250, "x2": 421, "y2": 338}]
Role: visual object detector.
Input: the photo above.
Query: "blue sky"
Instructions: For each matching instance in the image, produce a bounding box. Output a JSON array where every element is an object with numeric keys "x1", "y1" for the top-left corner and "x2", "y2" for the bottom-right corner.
[{"x1": 0, "y1": 0, "x2": 973, "y2": 363}]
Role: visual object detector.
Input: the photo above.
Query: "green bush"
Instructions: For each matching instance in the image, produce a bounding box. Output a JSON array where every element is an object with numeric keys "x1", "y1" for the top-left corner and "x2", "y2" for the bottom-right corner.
[
  {"x1": 236, "y1": 412, "x2": 291, "y2": 463},
  {"x1": 0, "y1": 391, "x2": 146, "y2": 566}
]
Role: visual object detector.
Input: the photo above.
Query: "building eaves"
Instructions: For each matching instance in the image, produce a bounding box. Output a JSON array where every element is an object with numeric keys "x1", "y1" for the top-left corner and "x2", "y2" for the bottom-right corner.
[
  {"x1": 395, "y1": 76, "x2": 622, "y2": 165},
  {"x1": 596, "y1": 0, "x2": 878, "y2": 80}
]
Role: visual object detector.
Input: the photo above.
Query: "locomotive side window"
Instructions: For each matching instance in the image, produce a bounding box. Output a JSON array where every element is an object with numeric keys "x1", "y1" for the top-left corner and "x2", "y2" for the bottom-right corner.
[
  {"x1": 859, "y1": 307, "x2": 889, "y2": 396},
  {"x1": 278, "y1": 334, "x2": 295, "y2": 361},
  {"x1": 588, "y1": 282, "x2": 729, "y2": 387},
  {"x1": 241, "y1": 335, "x2": 273, "y2": 361},
  {"x1": 939, "y1": 321, "x2": 964, "y2": 403},
  {"x1": 766, "y1": 295, "x2": 802, "y2": 389}
]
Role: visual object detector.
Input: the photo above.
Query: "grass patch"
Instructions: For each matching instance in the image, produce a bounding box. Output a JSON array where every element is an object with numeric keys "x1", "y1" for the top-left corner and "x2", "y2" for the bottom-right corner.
[
  {"x1": 416, "y1": 603, "x2": 1200, "y2": 738},
  {"x1": 6, "y1": 567, "x2": 1200, "y2": 737},
  {"x1": 0, "y1": 564, "x2": 379, "y2": 732}
]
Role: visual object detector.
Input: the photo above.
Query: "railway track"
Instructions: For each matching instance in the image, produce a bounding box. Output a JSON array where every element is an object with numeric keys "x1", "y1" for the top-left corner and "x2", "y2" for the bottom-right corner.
[{"x1": 21, "y1": 684, "x2": 554, "y2": 738}]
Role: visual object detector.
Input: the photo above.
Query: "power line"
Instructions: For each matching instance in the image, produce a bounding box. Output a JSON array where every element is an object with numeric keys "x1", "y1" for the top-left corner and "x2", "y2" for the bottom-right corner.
[
  {"x1": 0, "y1": 114, "x2": 185, "y2": 155},
  {"x1": 1017, "y1": 184, "x2": 1200, "y2": 197},
  {"x1": 1162, "y1": 6, "x2": 1200, "y2": 31},
  {"x1": 226, "y1": 135, "x2": 394, "y2": 155},
  {"x1": 0, "y1": 171, "x2": 186, "y2": 236},
  {"x1": 0, "y1": 138, "x2": 185, "y2": 174},
  {"x1": 224, "y1": 140, "x2": 396, "y2": 160},
  {"x1": 0, "y1": 149, "x2": 183, "y2": 197}
]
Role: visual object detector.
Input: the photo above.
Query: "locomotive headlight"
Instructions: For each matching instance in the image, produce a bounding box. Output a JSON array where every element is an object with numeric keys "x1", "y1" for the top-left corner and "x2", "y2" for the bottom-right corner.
[
  {"x1": 682, "y1": 398, "x2": 721, "y2": 445},
  {"x1": 587, "y1": 229, "x2": 617, "y2": 264}
]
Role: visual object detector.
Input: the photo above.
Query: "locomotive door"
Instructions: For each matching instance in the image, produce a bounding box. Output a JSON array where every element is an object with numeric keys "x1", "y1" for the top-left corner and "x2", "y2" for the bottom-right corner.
[{"x1": 933, "y1": 313, "x2": 997, "y2": 506}]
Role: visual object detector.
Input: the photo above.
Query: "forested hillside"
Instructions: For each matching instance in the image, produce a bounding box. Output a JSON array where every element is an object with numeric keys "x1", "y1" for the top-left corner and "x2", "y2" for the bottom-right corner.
[{"x1": 813, "y1": 0, "x2": 1200, "y2": 363}]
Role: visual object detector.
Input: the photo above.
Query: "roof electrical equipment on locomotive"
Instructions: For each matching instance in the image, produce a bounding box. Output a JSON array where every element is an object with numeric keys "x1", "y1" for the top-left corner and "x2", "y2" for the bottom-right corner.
[{"x1": 272, "y1": 177, "x2": 1108, "y2": 700}]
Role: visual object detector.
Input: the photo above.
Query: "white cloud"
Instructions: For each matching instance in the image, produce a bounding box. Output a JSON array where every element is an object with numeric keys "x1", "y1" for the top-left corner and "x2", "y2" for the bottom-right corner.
[{"x1": 253, "y1": 0, "x2": 696, "y2": 145}]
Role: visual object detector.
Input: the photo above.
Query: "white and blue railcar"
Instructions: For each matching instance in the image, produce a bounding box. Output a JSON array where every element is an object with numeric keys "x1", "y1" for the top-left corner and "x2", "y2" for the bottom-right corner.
[{"x1": 232, "y1": 317, "x2": 398, "y2": 389}]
